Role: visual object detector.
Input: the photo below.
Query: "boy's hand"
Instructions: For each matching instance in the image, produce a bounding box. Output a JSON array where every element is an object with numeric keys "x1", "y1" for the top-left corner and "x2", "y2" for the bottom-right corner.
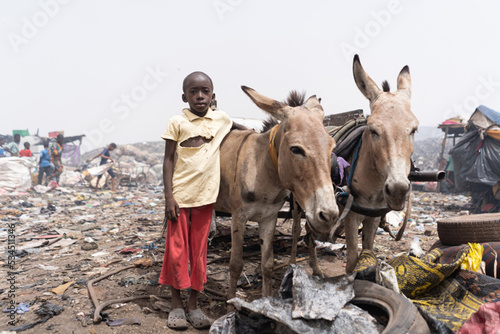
[{"x1": 165, "y1": 197, "x2": 179, "y2": 222}]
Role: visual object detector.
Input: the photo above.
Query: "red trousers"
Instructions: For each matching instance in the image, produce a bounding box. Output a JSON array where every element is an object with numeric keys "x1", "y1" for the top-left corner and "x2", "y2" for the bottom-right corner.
[{"x1": 159, "y1": 203, "x2": 213, "y2": 291}]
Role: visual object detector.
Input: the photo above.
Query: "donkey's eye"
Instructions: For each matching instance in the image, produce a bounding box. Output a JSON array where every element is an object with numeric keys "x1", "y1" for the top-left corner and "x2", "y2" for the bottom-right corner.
[
  {"x1": 369, "y1": 128, "x2": 380, "y2": 138},
  {"x1": 290, "y1": 146, "x2": 305, "y2": 156}
]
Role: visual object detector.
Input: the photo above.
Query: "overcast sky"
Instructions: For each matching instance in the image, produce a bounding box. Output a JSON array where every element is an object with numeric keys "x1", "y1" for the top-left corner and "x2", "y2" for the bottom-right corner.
[{"x1": 1, "y1": 0, "x2": 499, "y2": 152}]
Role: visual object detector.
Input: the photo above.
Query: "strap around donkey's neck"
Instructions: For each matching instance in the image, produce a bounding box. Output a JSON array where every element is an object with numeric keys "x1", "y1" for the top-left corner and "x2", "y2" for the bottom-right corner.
[{"x1": 269, "y1": 124, "x2": 279, "y2": 171}]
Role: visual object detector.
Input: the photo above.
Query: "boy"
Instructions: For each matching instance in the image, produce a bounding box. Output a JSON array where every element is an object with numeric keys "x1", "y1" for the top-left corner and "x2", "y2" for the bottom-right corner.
[
  {"x1": 88, "y1": 143, "x2": 117, "y2": 192},
  {"x1": 38, "y1": 142, "x2": 53, "y2": 185},
  {"x1": 160, "y1": 71, "x2": 246, "y2": 330},
  {"x1": 19, "y1": 142, "x2": 32, "y2": 157},
  {"x1": 5, "y1": 134, "x2": 20, "y2": 156}
]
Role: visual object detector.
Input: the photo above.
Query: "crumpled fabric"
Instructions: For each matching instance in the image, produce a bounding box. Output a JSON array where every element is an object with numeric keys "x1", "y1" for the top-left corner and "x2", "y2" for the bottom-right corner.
[{"x1": 460, "y1": 301, "x2": 500, "y2": 334}]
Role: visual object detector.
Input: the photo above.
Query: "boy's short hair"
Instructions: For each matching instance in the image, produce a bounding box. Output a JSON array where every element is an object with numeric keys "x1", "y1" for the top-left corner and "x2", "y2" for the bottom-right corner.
[
  {"x1": 109, "y1": 143, "x2": 117, "y2": 149},
  {"x1": 182, "y1": 71, "x2": 213, "y2": 92},
  {"x1": 43, "y1": 142, "x2": 49, "y2": 148}
]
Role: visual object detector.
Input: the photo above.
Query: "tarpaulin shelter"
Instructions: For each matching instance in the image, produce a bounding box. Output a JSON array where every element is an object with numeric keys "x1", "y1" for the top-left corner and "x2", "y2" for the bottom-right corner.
[
  {"x1": 48, "y1": 134, "x2": 85, "y2": 167},
  {"x1": 450, "y1": 105, "x2": 500, "y2": 211}
]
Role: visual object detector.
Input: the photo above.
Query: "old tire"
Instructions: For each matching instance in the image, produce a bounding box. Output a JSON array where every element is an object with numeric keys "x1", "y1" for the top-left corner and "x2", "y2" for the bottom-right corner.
[
  {"x1": 437, "y1": 213, "x2": 500, "y2": 246},
  {"x1": 352, "y1": 280, "x2": 430, "y2": 334}
]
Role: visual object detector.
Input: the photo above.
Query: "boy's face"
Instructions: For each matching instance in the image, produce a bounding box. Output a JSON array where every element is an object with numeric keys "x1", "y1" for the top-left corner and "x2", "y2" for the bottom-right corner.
[{"x1": 182, "y1": 74, "x2": 215, "y2": 117}]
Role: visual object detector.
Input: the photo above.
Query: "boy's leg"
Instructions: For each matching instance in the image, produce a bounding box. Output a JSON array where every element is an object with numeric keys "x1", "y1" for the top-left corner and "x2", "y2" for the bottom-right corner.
[
  {"x1": 159, "y1": 208, "x2": 191, "y2": 294},
  {"x1": 187, "y1": 203, "x2": 214, "y2": 312},
  {"x1": 108, "y1": 168, "x2": 116, "y2": 192},
  {"x1": 170, "y1": 286, "x2": 183, "y2": 310},
  {"x1": 38, "y1": 167, "x2": 44, "y2": 185},
  {"x1": 94, "y1": 175, "x2": 102, "y2": 191}
]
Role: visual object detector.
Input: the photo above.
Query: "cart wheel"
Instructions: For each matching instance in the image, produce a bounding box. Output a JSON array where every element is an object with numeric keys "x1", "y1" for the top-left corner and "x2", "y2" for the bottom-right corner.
[
  {"x1": 106, "y1": 176, "x2": 121, "y2": 189},
  {"x1": 136, "y1": 172, "x2": 146, "y2": 186}
]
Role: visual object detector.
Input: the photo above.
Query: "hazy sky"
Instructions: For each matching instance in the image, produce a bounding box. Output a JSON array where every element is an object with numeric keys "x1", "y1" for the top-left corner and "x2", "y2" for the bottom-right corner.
[{"x1": 1, "y1": 0, "x2": 500, "y2": 152}]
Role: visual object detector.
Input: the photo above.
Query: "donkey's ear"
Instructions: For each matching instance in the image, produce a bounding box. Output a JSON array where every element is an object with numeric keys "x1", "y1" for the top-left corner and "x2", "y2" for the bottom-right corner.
[
  {"x1": 396, "y1": 65, "x2": 411, "y2": 99},
  {"x1": 241, "y1": 86, "x2": 287, "y2": 120},
  {"x1": 352, "y1": 55, "x2": 381, "y2": 103},
  {"x1": 304, "y1": 95, "x2": 324, "y2": 117}
]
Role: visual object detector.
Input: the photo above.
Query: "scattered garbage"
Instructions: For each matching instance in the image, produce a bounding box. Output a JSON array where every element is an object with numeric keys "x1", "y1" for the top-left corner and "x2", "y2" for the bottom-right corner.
[
  {"x1": 211, "y1": 265, "x2": 382, "y2": 333},
  {"x1": 0, "y1": 176, "x2": 479, "y2": 332}
]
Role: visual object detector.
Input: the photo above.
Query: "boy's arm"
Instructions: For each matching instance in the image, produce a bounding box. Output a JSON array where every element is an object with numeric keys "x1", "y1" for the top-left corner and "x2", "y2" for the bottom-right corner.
[
  {"x1": 99, "y1": 153, "x2": 114, "y2": 162},
  {"x1": 163, "y1": 139, "x2": 179, "y2": 222}
]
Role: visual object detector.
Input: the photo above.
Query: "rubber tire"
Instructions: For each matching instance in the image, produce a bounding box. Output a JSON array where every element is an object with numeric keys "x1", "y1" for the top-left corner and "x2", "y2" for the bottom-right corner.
[
  {"x1": 352, "y1": 280, "x2": 431, "y2": 334},
  {"x1": 437, "y1": 213, "x2": 500, "y2": 245}
]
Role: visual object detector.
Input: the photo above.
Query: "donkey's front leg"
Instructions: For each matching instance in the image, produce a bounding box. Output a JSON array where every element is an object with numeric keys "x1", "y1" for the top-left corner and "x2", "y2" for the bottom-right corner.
[
  {"x1": 289, "y1": 199, "x2": 302, "y2": 265},
  {"x1": 361, "y1": 216, "x2": 379, "y2": 252},
  {"x1": 305, "y1": 225, "x2": 324, "y2": 277},
  {"x1": 344, "y1": 213, "x2": 362, "y2": 273},
  {"x1": 259, "y1": 217, "x2": 277, "y2": 297},
  {"x1": 228, "y1": 215, "x2": 246, "y2": 300}
]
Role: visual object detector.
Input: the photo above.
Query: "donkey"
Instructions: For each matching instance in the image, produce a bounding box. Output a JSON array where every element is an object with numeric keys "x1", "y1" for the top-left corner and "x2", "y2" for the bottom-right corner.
[
  {"x1": 215, "y1": 86, "x2": 339, "y2": 299},
  {"x1": 340, "y1": 55, "x2": 419, "y2": 273}
]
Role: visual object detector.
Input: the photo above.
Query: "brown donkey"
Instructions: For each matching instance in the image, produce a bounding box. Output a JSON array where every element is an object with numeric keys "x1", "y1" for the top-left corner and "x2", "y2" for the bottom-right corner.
[
  {"x1": 215, "y1": 86, "x2": 339, "y2": 299},
  {"x1": 340, "y1": 55, "x2": 419, "y2": 273}
]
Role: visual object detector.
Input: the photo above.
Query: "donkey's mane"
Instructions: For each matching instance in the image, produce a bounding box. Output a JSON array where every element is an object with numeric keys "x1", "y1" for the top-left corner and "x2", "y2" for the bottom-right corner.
[
  {"x1": 261, "y1": 90, "x2": 307, "y2": 132},
  {"x1": 286, "y1": 90, "x2": 306, "y2": 107},
  {"x1": 261, "y1": 117, "x2": 279, "y2": 132},
  {"x1": 381, "y1": 80, "x2": 390, "y2": 92}
]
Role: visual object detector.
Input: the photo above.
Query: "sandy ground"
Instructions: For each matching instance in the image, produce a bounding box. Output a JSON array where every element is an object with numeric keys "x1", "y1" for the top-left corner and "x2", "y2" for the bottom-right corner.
[{"x1": 0, "y1": 187, "x2": 472, "y2": 333}]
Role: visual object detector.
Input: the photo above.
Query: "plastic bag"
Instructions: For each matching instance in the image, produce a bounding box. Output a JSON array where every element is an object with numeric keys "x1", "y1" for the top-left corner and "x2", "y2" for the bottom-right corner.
[{"x1": 461, "y1": 243, "x2": 484, "y2": 272}]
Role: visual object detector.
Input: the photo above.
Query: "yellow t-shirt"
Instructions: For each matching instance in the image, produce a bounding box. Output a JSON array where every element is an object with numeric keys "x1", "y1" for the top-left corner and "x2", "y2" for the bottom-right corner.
[{"x1": 161, "y1": 108, "x2": 232, "y2": 208}]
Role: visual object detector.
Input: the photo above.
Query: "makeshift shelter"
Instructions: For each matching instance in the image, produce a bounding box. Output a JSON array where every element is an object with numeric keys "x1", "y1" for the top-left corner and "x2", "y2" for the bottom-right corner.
[
  {"x1": 450, "y1": 105, "x2": 500, "y2": 212},
  {"x1": 48, "y1": 134, "x2": 85, "y2": 167}
]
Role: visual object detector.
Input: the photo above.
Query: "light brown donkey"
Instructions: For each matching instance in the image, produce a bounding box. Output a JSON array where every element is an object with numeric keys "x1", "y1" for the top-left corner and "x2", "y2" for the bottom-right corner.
[
  {"x1": 215, "y1": 86, "x2": 339, "y2": 299},
  {"x1": 340, "y1": 55, "x2": 419, "y2": 273}
]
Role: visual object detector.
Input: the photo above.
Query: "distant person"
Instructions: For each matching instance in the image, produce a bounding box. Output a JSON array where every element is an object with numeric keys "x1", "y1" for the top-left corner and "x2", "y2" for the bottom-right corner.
[
  {"x1": 0, "y1": 137, "x2": 6, "y2": 157},
  {"x1": 4, "y1": 134, "x2": 21, "y2": 156},
  {"x1": 87, "y1": 143, "x2": 117, "y2": 192},
  {"x1": 19, "y1": 142, "x2": 32, "y2": 157},
  {"x1": 38, "y1": 142, "x2": 53, "y2": 185},
  {"x1": 159, "y1": 71, "x2": 246, "y2": 330},
  {"x1": 50, "y1": 134, "x2": 64, "y2": 183}
]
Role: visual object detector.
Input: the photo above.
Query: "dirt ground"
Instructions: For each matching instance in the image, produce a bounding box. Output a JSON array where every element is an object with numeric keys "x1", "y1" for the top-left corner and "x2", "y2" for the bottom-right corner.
[{"x1": 0, "y1": 187, "x2": 473, "y2": 333}]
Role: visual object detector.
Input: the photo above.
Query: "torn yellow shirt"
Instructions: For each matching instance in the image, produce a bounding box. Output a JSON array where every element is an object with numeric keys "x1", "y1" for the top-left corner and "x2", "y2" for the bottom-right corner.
[{"x1": 161, "y1": 108, "x2": 232, "y2": 208}]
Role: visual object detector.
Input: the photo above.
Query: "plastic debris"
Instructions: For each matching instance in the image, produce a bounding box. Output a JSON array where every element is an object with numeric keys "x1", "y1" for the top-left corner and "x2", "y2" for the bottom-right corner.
[
  {"x1": 51, "y1": 281, "x2": 74, "y2": 295},
  {"x1": 2, "y1": 302, "x2": 30, "y2": 314},
  {"x1": 106, "y1": 318, "x2": 141, "y2": 326}
]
